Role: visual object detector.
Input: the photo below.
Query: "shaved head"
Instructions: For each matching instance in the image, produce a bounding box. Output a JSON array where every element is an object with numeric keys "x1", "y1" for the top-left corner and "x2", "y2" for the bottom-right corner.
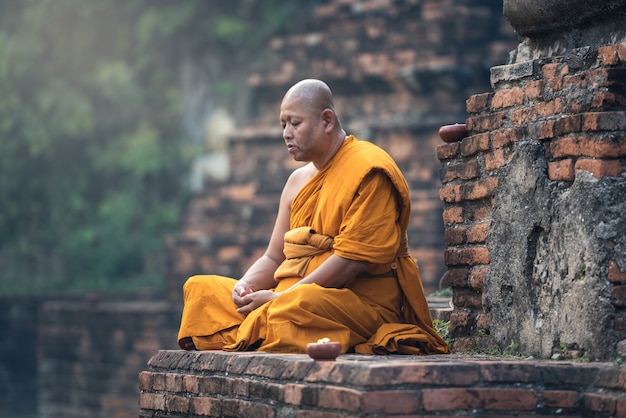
[{"x1": 282, "y1": 79, "x2": 336, "y2": 116}]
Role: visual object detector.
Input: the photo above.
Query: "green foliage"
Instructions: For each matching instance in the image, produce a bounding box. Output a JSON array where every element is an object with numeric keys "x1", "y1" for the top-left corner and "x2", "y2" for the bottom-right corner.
[{"x1": 0, "y1": 0, "x2": 296, "y2": 294}]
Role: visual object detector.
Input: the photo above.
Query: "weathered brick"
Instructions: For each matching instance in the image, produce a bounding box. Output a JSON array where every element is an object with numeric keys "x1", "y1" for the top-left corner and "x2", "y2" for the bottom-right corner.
[
  {"x1": 491, "y1": 128, "x2": 514, "y2": 149},
  {"x1": 575, "y1": 158, "x2": 625, "y2": 178},
  {"x1": 592, "y1": 91, "x2": 626, "y2": 109},
  {"x1": 485, "y1": 148, "x2": 507, "y2": 171},
  {"x1": 470, "y1": 267, "x2": 487, "y2": 291},
  {"x1": 462, "y1": 177, "x2": 498, "y2": 201},
  {"x1": 525, "y1": 79, "x2": 543, "y2": 100},
  {"x1": 598, "y1": 43, "x2": 626, "y2": 66},
  {"x1": 543, "y1": 390, "x2": 581, "y2": 408},
  {"x1": 466, "y1": 111, "x2": 507, "y2": 132},
  {"x1": 441, "y1": 160, "x2": 479, "y2": 183},
  {"x1": 583, "y1": 393, "x2": 618, "y2": 415},
  {"x1": 548, "y1": 159, "x2": 575, "y2": 181},
  {"x1": 190, "y1": 397, "x2": 222, "y2": 417},
  {"x1": 165, "y1": 372, "x2": 184, "y2": 392},
  {"x1": 198, "y1": 376, "x2": 227, "y2": 395},
  {"x1": 318, "y1": 386, "x2": 362, "y2": 412},
  {"x1": 444, "y1": 246, "x2": 490, "y2": 266},
  {"x1": 583, "y1": 111, "x2": 626, "y2": 131},
  {"x1": 422, "y1": 388, "x2": 480, "y2": 411},
  {"x1": 467, "y1": 222, "x2": 490, "y2": 244},
  {"x1": 542, "y1": 62, "x2": 565, "y2": 80},
  {"x1": 439, "y1": 184, "x2": 462, "y2": 203},
  {"x1": 466, "y1": 92, "x2": 493, "y2": 113},
  {"x1": 611, "y1": 284, "x2": 626, "y2": 307},
  {"x1": 445, "y1": 267, "x2": 469, "y2": 287},
  {"x1": 453, "y1": 288, "x2": 483, "y2": 309},
  {"x1": 442, "y1": 206, "x2": 463, "y2": 224},
  {"x1": 165, "y1": 394, "x2": 190, "y2": 413},
  {"x1": 511, "y1": 106, "x2": 537, "y2": 125},
  {"x1": 550, "y1": 135, "x2": 626, "y2": 158},
  {"x1": 536, "y1": 119, "x2": 557, "y2": 140},
  {"x1": 464, "y1": 200, "x2": 493, "y2": 222},
  {"x1": 437, "y1": 142, "x2": 461, "y2": 160},
  {"x1": 358, "y1": 390, "x2": 421, "y2": 414},
  {"x1": 476, "y1": 312, "x2": 490, "y2": 329},
  {"x1": 461, "y1": 133, "x2": 490, "y2": 157},
  {"x1": 444, "y1": 226, "x2": 467, "y2": 246},
  {"x1": 608, "y1": 259, "x2": 626, "y2": 283},
  {"x1": 614, "y1": 311, "x2": 626, "y2": 331},
  {"x1": 535, "y1": 97, "x2": 565, "y2": 118},
  {"x1": 556, "y1": 114, "x2": 582, "y2": 135},
  {"x1": 139, "y1": 393, "x2": 166, "y2": 411},
  {"x1": 491, "y1": 87, "x2": 524, "y2": 109}
]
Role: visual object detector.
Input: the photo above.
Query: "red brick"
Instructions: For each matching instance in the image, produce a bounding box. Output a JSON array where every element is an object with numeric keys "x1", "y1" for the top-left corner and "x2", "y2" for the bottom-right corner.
[
  {"x1": 543, "y1": 390, "x2": 581, "y2": 408},
  {"x1": 550, "y1": 136, "x2": 626, "y2": 158},
  {"x1": 183, "y1": 375, "x2": 199, "y2": 393},
  {"x1": 444, "y1": 226, "x2": 467, "y2": 246},
  {"x1": 439, "y1": 184, "x2": 462, "y2": 203},
  {"x1": 556, "y1": 114, "x2": 582, "y2": 135},
  {"x1": 485, "y1": 148, "x2": 507, "y2": 171},
  {"x1": 318, "y1": 386, "x2": 362, "y2": 412},
  {"x1": 461, "y1": 133, "x2": 490, "y2": 157},
  {"x1": 611, "y1": 284, "x2": 626, "y2": 307},
  {"x1": 491, "y1": 128, "x2": 514, "y2": 149},
  {"x1": 465, "y1": 200, "x2": 493, "y2": 222},
  {"x1": 592, "y1": 91, "x2": 626, "y2": 109},
  {"x1": 583, "y1": 111, "x2": 626, "y2": 131},
  {"x1": 422, "y1": 388, "x2": 481, "y2": 411},
  {"x1": 165, "y1": 373, "x2": 184, "y2": 392},
  {"x1": 491, "y1": 87, "x2": 524, "y2": 109},
  {"x1": 548, "y1": 160, "x2": 575, "y2": 181},
  {"x1": 359, "y1": 390, "x2": 421, "y2": 414},
  {"x1": 525, "y1": 80, "x2": 543, "y2": 100},
  {"x1": 511, "y1": 106, "x2": 537, "y2": 125},
  {"x1": 598, "y1": 43, "x2": 626, "y2": 66},
  {"x1": 542, "y1": 62, "x2": 564, "y2": 80},
  {"x1": 446, "y1": 267, "x2": 469, "y2": 287},
  {"x1": 476, "y1": 312, "x2": 490, "y2": 329},
  {"x1": 478, "y1": 388, "x2": 538, "y2": 410},
  {"x1": 190, "y1": 397, "x2": 222, "y2": 417},
  {"x1": 453, "y1": 288, "x2": 482, "y2": 309},
  {"x1": 470, "y1": 267, "x2": 488, "y2": 290},
  {"x1": 575, "y1": 158, "x2": 625, "y2": 178},
  {"x1": 139, "y1": 393, "x2": 166, "y2": 411},
  {"x1": 198, "y1": 376, "x2": 227, "y2": 395},
  {"x1": 537, "y1": 119, "x2": 557, "y2": 140},
  {"x1": 466, "y1": 92, "x2": 493, "y2": 113},
  {"x1": 462, "y1": 177, "x2": 498, "y2": 201},
  {"x1": 441, "y1": 160, "x2": 479, "y2": 183},
  {"x1": 165, "y1": 394, "x2": 190, "y2": 413},
  {"x1": 437, "y1": 142, "x2": 460, "y2": 160},
  {"x1": 583, "y1": 393, "x2": 618, "y2": 415},
  {"x1": 467, "y1": 222, "x2": 490, "y2": 244},
  {"x1": 608, "y1": 259, "x2": 626, "y2": 283},
  {"x1": 466, "y1": 111, "x2": 507, "y2": 132},
  {"x1": 444, "y1": 246, "x2": 490, "y2": 266},
  {"x1": 536, "y1": 99, "x2": 565, "y2": 119},
  {"x1": 443, "y1": 206, "x2": 463, "y2": 224}
]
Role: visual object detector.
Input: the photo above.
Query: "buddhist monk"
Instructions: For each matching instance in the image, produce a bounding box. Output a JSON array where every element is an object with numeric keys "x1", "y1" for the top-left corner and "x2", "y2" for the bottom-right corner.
[{"x1": 177, "y1": 79, "x2": 449, "y2": 355}]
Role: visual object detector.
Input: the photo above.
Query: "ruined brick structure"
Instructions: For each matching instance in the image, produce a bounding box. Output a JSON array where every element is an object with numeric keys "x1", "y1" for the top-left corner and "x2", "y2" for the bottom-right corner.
[
  {"x1": 166, "y1": 0, "x2": 517, "y2": 302},
  {"x1": 439, "y1": 0, "x2": 626, "y2": 359}
]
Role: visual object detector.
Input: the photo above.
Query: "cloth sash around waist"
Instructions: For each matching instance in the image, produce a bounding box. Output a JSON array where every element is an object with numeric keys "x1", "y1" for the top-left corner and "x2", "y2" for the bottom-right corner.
[{"x1": 273, "y1": 227, "x2": 410, "y2": 281}]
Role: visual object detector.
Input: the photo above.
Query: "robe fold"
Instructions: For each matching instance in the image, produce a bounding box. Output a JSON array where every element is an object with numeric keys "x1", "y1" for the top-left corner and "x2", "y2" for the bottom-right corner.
[{"x1": 177, "y1": 135, "x2": 449, "y2": 355}]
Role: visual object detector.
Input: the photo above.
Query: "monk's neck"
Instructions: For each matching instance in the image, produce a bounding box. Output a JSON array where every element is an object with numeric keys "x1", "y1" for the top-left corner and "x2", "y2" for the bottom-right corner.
[{"x1": 313, "y1": 133, "x2": 347, "y2": 170}]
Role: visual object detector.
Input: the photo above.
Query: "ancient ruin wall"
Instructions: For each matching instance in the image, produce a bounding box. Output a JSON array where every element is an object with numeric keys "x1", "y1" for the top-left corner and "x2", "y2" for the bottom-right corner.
[{"x1": 438, "y1": 0, "x2": 626, "y2": 360}]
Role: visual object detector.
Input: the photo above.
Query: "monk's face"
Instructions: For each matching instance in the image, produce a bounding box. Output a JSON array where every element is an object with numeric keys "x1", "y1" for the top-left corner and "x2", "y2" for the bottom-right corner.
[{"x1": 279, "y1": 96, "x2": 327, "y2": 164}]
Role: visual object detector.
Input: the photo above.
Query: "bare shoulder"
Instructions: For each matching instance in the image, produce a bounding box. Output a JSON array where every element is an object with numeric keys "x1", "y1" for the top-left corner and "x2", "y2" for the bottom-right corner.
[{"x1": 283, "y1": 163, "x2": 318, "y2": 201}]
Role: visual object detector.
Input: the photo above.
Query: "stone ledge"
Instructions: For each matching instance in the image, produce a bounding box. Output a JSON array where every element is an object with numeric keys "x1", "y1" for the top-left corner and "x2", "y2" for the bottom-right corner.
[{"x1": 139, "y1": 350, "x2": 626, "y2": 417}]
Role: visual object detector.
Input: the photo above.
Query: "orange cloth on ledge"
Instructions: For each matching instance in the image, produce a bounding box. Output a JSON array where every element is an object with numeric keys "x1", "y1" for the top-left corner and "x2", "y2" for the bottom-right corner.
[{"x1": 177, "y1": 135, "x2": 449, "y2": 355}]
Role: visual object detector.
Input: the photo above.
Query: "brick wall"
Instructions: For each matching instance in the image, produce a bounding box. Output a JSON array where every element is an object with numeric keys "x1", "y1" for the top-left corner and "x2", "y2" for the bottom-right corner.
[
  {"x1": 138, "y1": 350, "x2": 626, "y2": 417},
  {"x1": 166, "y1": 0, "x2": 518, "y2": 303},
  {"x1": 37, "y1": 299, "x2": 180, "y2": 418},
  {"x1": 437, "y1": 42, "x2": 626, "y2": 357}
]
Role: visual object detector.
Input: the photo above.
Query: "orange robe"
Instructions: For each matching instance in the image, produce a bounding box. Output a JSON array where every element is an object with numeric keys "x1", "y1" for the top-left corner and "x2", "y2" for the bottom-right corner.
[{"x1": 177, "y1": 135, "x2": 449, "y2": 355}]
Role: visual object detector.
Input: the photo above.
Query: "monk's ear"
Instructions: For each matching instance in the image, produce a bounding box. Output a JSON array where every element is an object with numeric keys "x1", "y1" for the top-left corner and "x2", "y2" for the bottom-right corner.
[{"x1": 321, "y1": 109, "x2": 335, "y2": 132}]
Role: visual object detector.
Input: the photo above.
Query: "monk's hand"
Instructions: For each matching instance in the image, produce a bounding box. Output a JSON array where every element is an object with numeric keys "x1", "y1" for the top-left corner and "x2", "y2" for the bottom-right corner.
[
  {"x1": 236, "y1": 290, "x2": 280, "y2": 316},
  {"x1": 232, "y1": 282, "x2": 255, "y2": 308}
]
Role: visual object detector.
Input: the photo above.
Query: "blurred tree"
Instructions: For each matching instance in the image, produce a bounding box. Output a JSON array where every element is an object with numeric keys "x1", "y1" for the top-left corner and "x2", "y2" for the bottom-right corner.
[{"x1": 0, "y1": 0, "x2": 297, "y2": 293}]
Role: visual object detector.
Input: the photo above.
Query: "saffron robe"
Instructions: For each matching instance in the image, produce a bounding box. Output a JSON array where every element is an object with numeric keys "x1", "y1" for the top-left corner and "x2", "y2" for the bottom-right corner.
[{"x1": 177, "y1": 135, "x2": 449, "y2": 355}]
